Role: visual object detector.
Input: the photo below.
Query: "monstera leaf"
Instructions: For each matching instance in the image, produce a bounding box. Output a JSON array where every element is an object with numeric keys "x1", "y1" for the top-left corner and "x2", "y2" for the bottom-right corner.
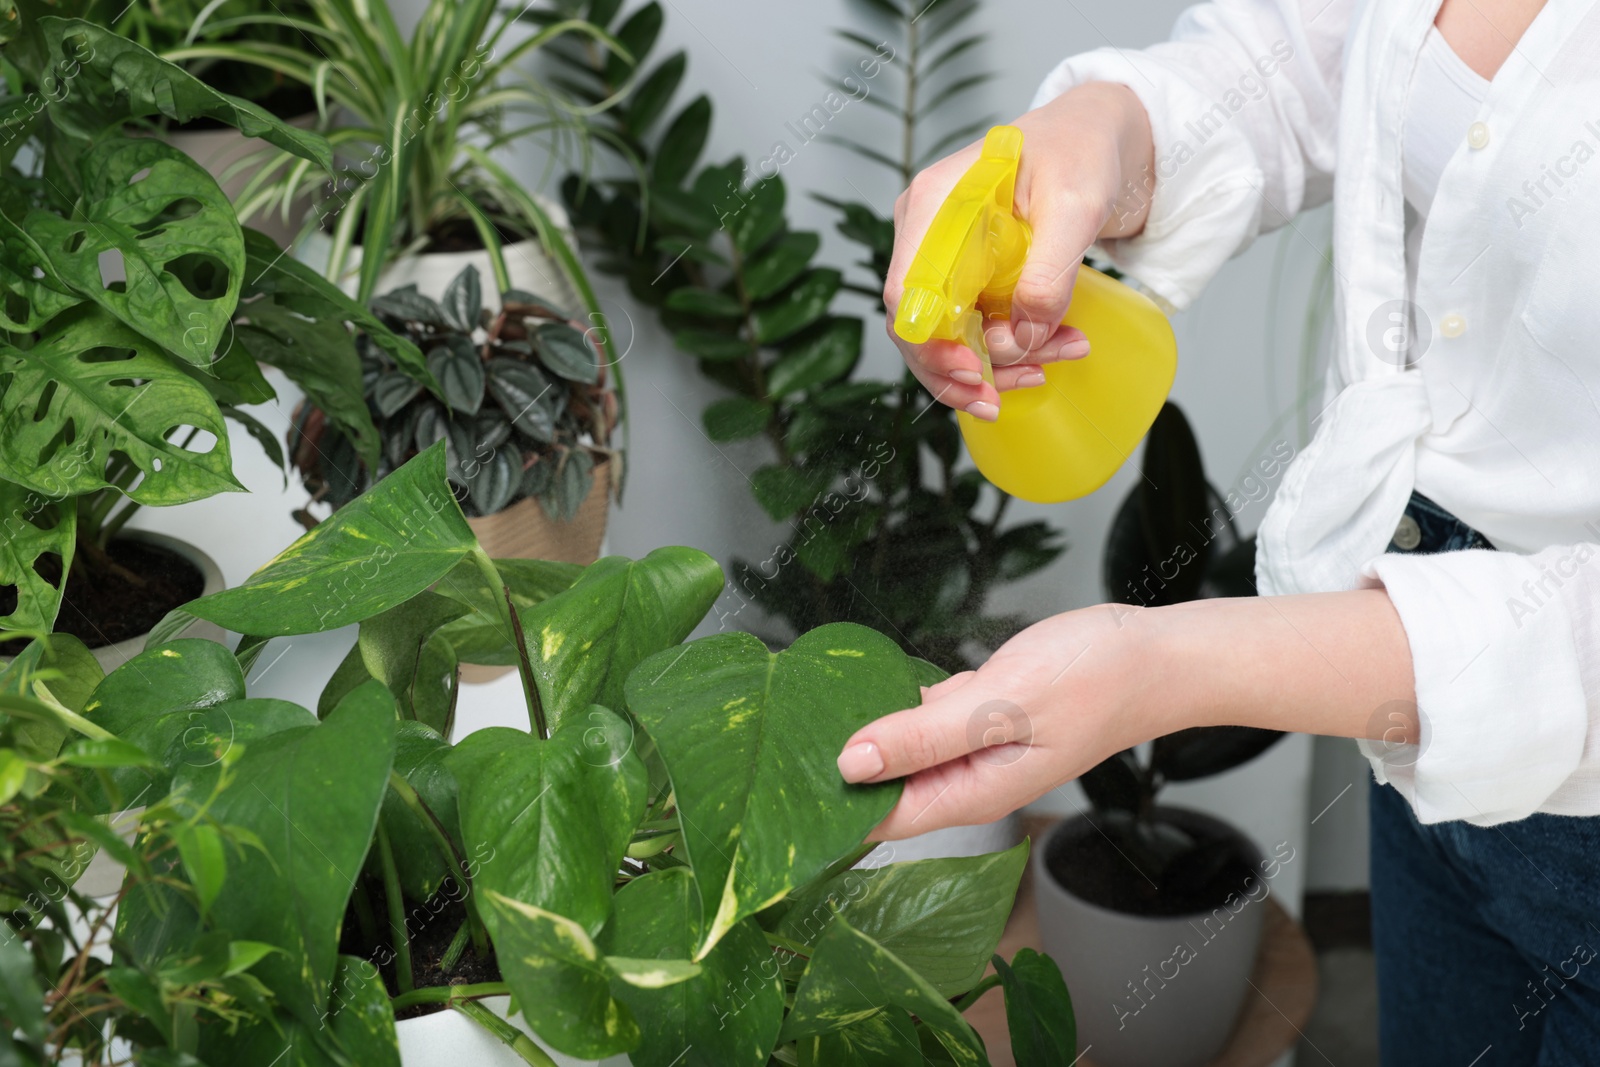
[
  {"x1": 0, "y1": 479, "x2": 74, "y2": 633},
  {"x1": 0, "y1": 307, "x2": 241, "y2": 504},
  {"x1": 186, "y1": 444, "x2": 476, "y2": 635},
  {"x1": 625, "y1": 623, "x2": 916, "y2": 958},
  {"x1": 7, "y1": 137, "x2": 244, "y2": 366}
]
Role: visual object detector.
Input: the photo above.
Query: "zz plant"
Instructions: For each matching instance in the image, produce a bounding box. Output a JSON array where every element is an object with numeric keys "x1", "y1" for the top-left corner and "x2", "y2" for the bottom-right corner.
[
  {"x1": 84, "y1": 443, "x2": 1076, "y2": 1066},
  {"x1": 550, "y1": 0, "x2": 1063, "y2": 670},
  {"x1": 0, "y1": 8, "x2": 431, "y2": 640}
]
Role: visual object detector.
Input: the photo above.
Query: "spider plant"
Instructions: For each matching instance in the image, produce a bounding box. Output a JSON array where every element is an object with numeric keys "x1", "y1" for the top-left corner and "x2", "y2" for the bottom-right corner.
[{"x1": 169, "y1": 0, "x2": 632, "y2": 311}]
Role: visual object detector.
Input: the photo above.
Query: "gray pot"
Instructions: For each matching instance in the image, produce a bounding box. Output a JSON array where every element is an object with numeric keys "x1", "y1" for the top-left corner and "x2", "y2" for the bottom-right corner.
[{"x1": 1033, "y1": 808, "x2": 1267, "y2": 1067}]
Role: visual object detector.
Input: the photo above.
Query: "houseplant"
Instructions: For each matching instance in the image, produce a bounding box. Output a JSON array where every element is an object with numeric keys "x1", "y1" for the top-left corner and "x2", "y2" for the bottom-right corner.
[
  {"x1": 0, "y1": 631, "x2": 280, "y2": 1065},
  {"x1": 0, "y1": 13, "x2": 430, "y2": 663},
  {"x1": 88, "y1": 442, "x2": 1078, "y2": 1066},
  {"x1": 1036, "y1": 402, "x2": 1287, "y2": 1067},
  {"x1": 554, "y1": 0, "x2": 1062, "y2": 675}
]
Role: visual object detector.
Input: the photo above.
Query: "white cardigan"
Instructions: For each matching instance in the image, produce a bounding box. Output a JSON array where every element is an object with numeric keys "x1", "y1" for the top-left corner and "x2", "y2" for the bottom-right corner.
[{"x1": 1033, "y1": 0, "x2": 1600, "y2": 826}]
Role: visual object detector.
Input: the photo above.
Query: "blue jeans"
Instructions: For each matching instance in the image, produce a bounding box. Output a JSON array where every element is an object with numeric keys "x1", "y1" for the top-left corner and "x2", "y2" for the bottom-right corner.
[{"x1": 1371, "y1": 492, "x2": 1600, "y2": 1064}]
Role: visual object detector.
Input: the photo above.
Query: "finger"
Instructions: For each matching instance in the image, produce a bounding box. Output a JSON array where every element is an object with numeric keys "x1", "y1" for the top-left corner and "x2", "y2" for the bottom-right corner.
[
  {"x1": 1008, "y1": 192, "x2": 1104, "y2": 352},
  {"x1": 838, "y1": 675, "x2": 1018, "y2": 783},
  {"x1": 920, "y1": 670, "x2": 976, "y2": 702},
  {"x1": 884, "y1": 142, "x2": 984, "y2": 313},
  {"x1": 986, "y1": 320, "x2": 1090, "y2": 367},
  {"x1": 993, "y1": 363, "x2": 1045, "y2": 392},
  {"x1": 867, "y1": 752, "x2": 1047, "y2": 841},
  {"x1": 891, "y1": 326, "x2": 1001, "y2": 413}
]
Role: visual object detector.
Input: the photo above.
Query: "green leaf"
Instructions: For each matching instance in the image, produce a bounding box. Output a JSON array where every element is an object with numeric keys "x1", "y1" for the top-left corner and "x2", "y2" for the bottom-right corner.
[
  {"x1": 726, "y1": 178, "x2": 785, "y2": 256},
  {"x1": 428, "y1": 341, "x2": 486, "y2": 416},
  {"x1": 0, "y1": 935, "x2": 46, "y2": 1045},
  {"x1": 777, "y1": 842, "x2": 1028, "y2": 997},
  {"x1": 186, "y1": 443, "x2": 477, "y2": 635},
  {"x1": 433, "y1": 556, "x2": 583, "y2": 667},
  {"x1": 42, "y1": 19, "x2": 334, "y2": 170},
  {"x1": 996, "y1": 949, "x2": 1076, "y2": 1067},
  {"x1": 673, "y1": 327, "x2": 749, "y2": 362},
  {"x1": 486, "y1": 358, "x2": 557, "y2": 442},
  {"x1": 0, "y1": 479, "x2": 74, "y2": 633},
  {"x1": 627, "y1": 51, "x2": 687, "y2": 137},
  {"x1": 174, "y1": 822, "x2": 226, "y2": 915},
  {"x1": 664, "y1": 287, "x2": 743, "y2": 319},
  {"x1": 600, "y1": 868, "x2": 782, "y2": 1067},
  {"x1": 796, "y1": 1008, "x2": 923, "y2": 1067},
  {"x1": 375, "y1": 720, "x2": 457, "y2": 901},
  {"x1": 752, "y1": 269, "x2": 841, "y2": 345},
  {"x1": 994, "y1": 521, "x2": 1065, "y2": 582},
  {"x1": 442, "y1": 266, "x2": 483, "y2": 333},
  {"x1": 482, "y1": 893, "x2": 641, "y2": 1059},
  {"x1": 55, "y1": 737, "x2": 157, "y2": 768},
  {"x1": 196, "y1": 955, "x2": 401, "y2": 1067},
  {"x1": 4, "y1": 137, "x2": 243, "y2": 366},
  {"x1": 743, "y1": 231, "x2": 820, "y2": 302},
  {"x1": 79, "y1": 639, "x2": 246, "y2": 809},
  {"x1": 456, "y1": 711, "x2": 645, "y2": 932},
  {"x1": 750, "y1": 464, "x2": 829, "y2": 520},
  {"x1": 768, "y1": 318, "x2": 862, "y2": 396},
  {"x1": 780, "y1": 918, "x2": 986, "y2": 1066},
  {"x1": 653, "y1": 96, "x2": 712, "y2": 186},
  {"x1": 702, "y1": 396, "x2": 771, "y2": 442},
  {"x1": 625, "y1": 623, "x2": 916, "y2": 957},
  {"x1": 173, "y1": 682, "x2": 395, "y2": 1030},
  {"x1": 356, "y1": 590, "x2": 467, "y2": 736},
  {"x1": 536, "y1": 322, "x2": 601, "y2": 384},
  {"x1": 0, "y1": 307, "x2": 242, "y2": 505},
  {"x1": 467, "y1": 444, "x2": 522, "y2": 517},
  {"x1": 519, "y1": 548, "x2": 723, "y2": 733}
]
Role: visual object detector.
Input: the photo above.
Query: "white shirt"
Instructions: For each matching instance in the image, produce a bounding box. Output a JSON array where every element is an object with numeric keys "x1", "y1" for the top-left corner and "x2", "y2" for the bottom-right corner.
[{"x1": 1033, "y1": 0, "x2": 1600, "y2": 826}]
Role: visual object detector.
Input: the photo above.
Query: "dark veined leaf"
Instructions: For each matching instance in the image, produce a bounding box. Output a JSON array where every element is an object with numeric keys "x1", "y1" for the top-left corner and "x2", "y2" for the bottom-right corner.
[
  {"x1": 539, "y1": 448, "x2": 595, "y2": 522},
  {"x1": 185, "y1": 443, "x2": 477, "y2": 635},
  {"x1": 535, "y1": 322, "x2": 601, "y2": 384},
  {"x1": 373, "y1": 370, "x2": 425, "y2": 417},
  {"x1": 441, "y1": 266, "x2": 483, "y2": 332},
  {"x1": 752, "y1": 269, "x2": 840, "y2": 344},
  {"x1": 467, "y1": 444, "x2": 522, "y2": 516},
  {"x1": 486, "y1": 358, "x2": 557, "y2": 442},
  {"x1": 653, "y1": 95, "x2": 712, "y2": 186},
  {"x1": 369, "y1": 285, "x2": 447, "y2": 325},
  {"x1": 743, "y1": 231, "x2": 820, "y2": 302},
  {"x1": 702, "y1": 396, "x2": 771, "y2": 442},
  {"x1": 428, "y1": 339, "x2": 486, "y2": 415},
  {"x1": 767, "y1": 317, "x2": 861, "y2": 396}
]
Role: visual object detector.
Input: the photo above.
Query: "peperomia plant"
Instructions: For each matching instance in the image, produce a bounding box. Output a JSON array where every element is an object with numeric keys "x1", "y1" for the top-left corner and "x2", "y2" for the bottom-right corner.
[
  {"x1": 289, "y1": 264, "x2": 619, "y2": 528},
  {"x1": 0, "y1": 9, "x2": 432, "y2": 645},
  {"x1": 83, "y1": 442, "x2": 1076, "y2": 1066}
]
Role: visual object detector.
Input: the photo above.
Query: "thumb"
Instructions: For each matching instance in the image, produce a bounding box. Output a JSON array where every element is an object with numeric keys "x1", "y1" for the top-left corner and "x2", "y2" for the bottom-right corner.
[
  {"x1": 1006, "y1": 191, "x2": 1104, "y2": 353},
  {"x1": 837, "y1": 676, "x2": 1032, "y2": 784}
]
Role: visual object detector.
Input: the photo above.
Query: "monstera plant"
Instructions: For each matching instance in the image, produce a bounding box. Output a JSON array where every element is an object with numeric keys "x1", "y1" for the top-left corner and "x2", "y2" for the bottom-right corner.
[
  {"x1": 80, "y1": 443, "x2": 1075, "y2": 1066},
  {"x1": 0, "y1": 10, "x2": 432, "y2": 647}
]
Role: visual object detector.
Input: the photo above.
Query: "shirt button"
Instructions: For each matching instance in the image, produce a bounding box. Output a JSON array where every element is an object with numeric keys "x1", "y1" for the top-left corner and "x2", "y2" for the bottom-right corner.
[
  {"x1": 1440, "y1": 313, "x2": 1466, "y2": 338},
  {"x1": 1393, "y1": 514, "x2": 1423, "y2": 551},
  {"x1": 1467, "y1": 122, "x2": 1490, "y2": 149}
]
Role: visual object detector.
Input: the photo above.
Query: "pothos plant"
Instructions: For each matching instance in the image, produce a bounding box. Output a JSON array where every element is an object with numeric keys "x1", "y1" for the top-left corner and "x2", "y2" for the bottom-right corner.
[
  {"x1": 84, "y1": 442, "x2": 1076, "y2": 1066},
  {"x1": 549, "y1": 0, "x2": 1063, "y2": 670},
  {"x1": 0, "y1": 9, "x2": 432, "y2": 644},
  {"x1": 289, "y1": 264, "x2": 619, "y2": 529},
  {"x1": 0, "y1": 632, "x2": 278, "y2": 1066}
]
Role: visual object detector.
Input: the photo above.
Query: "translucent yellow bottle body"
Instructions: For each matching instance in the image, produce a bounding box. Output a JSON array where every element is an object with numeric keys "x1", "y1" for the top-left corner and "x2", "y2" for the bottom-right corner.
[{"x1": 957, "y1": 265, "x2": 1177, "y2": 503}]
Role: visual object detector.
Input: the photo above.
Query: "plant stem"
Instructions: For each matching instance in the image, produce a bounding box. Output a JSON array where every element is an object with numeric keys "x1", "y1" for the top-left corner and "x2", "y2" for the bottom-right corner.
[
  {"x1": 469, "y1": 547, "x2": 548, "y2": 738},
  {"x1": 953, "y1": 973, "x2": 1002, "y2": 1013},
  {"x1": 439, "y1": 918, "x2": 472, "y2": 973},
  {"x1": 452, "y1": 999, "x2": 558, "y2": 1067},
  {"x1": 376, "y1": 822, "x2": 413, "y2": 994},
  {"x1": 351, "y1": 879, "x2": 380, "y2": 948},
  {"x1": 390, "y1": 980, "x2": 510, "y2": 1013}
]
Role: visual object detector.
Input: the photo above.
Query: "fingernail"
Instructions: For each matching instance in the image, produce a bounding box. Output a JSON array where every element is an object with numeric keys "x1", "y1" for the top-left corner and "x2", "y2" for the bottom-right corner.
[
  {"x1": 965, "y1": 400, "x2": 999, "y2": 421},
  {"x1": 1016, "y1": 371, "x2": 1046, "y2": 388},
  {"x1": 1062, "y1": 338, "x2": 1091, "y2": 359},
  {"x1": 838, "y1": 742, "x2": 884, "y2": 782},
  {"x1": 949, "y1": 369, "x2": 983, "y2": 385}
]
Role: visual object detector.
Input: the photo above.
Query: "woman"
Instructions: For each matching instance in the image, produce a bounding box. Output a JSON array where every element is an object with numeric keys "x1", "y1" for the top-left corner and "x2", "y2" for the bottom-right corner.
[{"x1": 838, "y1": 0, "x2": 1600, "y2": 1059}]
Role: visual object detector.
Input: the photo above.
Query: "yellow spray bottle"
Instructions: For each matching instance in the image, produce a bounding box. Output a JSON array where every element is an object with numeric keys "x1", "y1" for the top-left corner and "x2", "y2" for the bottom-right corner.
[{"x1": 894, "y1": 125, "x2": 1178, "y2": 503}]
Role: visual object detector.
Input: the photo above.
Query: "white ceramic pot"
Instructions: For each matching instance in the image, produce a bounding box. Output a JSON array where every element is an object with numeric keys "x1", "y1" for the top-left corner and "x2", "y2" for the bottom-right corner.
[
  {"x1": 164, "y1": 117, "x2": 317, "y2": 251},
  {"x1": 295, "y1": 198, "x2": 581, "y2": 313},
  {"x1": 858, "y1": 812, "x2": 1021, "y2": 869},
  {"x1": 396, "y1": 996, "x2": 629, "y2": 1067},
  {"x1": 1033, "y1": 809, "x2": 1267, "y2": 1067},
  {"x1": 73, "y1": 531, "x2": 227, "y2": 899}
]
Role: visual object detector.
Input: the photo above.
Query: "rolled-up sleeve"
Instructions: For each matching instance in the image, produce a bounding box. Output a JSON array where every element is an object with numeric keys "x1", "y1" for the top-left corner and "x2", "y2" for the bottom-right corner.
[
  {"x1": 1030, "y1": 0, "x2": 1352, "y2": 309},
  {"x1": 1358, "y1": 545, "x2": 1600, "y2": 826}
]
